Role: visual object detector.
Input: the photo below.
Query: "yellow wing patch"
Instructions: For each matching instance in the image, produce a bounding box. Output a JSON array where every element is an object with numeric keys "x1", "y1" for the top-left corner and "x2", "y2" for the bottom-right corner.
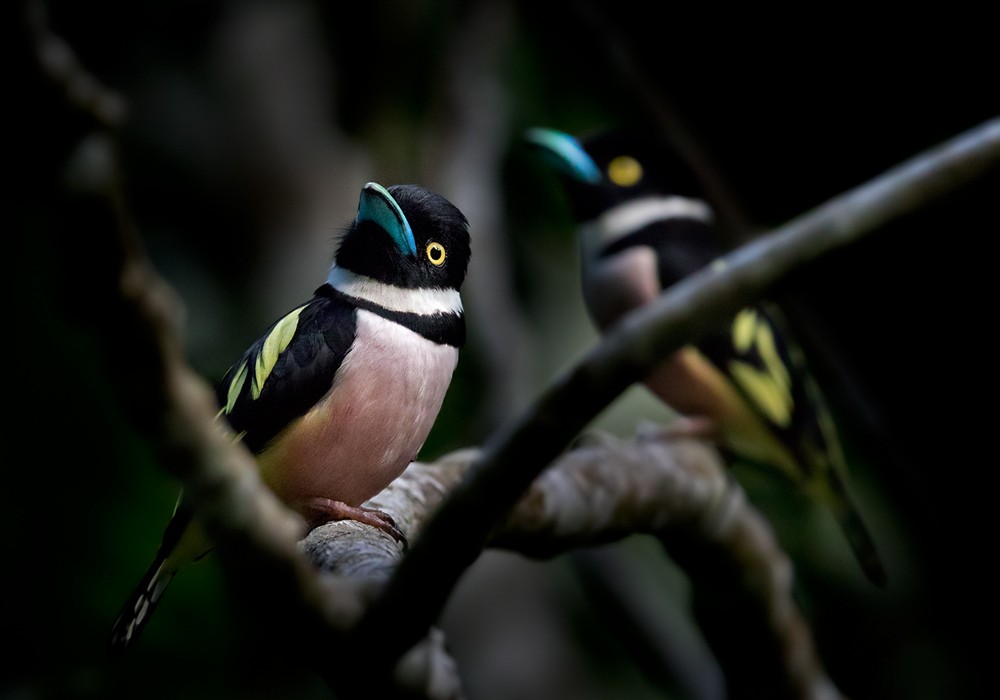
[
  {"x1": 728, "y1": 360, "x2": 792, "y2": 427},
  {"x1": 252, "y1": 305, "x2": 306, "y2": 399},
  {"x1": 754, "y1": 317, "x2": 791, "y2": 392},
  {"x1": 222, "y1": 361, "x2": 249, "y2": 414},
  {"x1": 728, "y1": 308, "x2": 794, "y2": 428},
  {"x1": 732, "y1": 308, "x2": 758, "y2": 352}
]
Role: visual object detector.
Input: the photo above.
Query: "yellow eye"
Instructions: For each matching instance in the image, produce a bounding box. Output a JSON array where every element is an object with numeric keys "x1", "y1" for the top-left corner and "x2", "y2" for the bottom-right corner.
[
  {"x1": 607, "y1": 155, "x2": 643, "y2": 187},
  {"x1": 426, "y1": 241, "x2": 446, "y2": 266}
]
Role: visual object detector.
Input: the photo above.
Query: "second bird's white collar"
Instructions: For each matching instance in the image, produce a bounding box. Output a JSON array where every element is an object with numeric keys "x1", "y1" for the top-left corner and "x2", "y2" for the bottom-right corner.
[{"x1": 596, "y1": 195, "x2": 713, "y2": 240}]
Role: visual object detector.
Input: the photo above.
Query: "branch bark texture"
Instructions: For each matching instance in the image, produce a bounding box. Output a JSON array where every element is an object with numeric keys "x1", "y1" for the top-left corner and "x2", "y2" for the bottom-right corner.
[{"x1": 308, "y1": 429, "x2": 843, "y2": 699}]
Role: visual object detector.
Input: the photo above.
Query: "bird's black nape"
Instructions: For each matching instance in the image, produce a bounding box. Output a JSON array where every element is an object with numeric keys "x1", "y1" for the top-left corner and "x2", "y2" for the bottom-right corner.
[{"x1": 335, "y1": 183, "x2": 471, "y2": 291}]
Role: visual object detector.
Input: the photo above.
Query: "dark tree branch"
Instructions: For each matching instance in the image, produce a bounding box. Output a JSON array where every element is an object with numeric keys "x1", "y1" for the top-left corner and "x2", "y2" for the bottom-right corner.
[
  {"x1": 567, "y1": 545, "x2": 725, "y2": 700},
  {"x1": 25, "y1": 0, "x2": 371, "y2": 678},
  {"x1": 26, "y1": 0, "x2": 127, "y2": 128},
  {"x1": 309, "y1": 428, "x2": 843, "y2": 699},
  {"x1": 74, "y1": 134, "x2": 368, "y2": 635},
  {"x1": 351, "y1": 116, "x2": 1000, "y2": 670}
]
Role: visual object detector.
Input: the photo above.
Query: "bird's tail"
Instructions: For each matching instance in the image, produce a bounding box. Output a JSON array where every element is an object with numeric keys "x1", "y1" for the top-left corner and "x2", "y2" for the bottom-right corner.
[
  {"x1": 108, "y1": 555, "x2": 177, "y2": 656},
  {"x1": 108, "y1": 504, "x2": 206, "y2": 656}
]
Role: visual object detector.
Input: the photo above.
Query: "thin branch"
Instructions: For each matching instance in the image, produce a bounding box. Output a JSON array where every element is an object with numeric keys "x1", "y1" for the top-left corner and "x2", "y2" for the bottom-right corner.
[
  {"x1": 25, "y1": 0, "x2": 371, "y2": 674},
  {"x1": 567, "y1": 545, "x2": 726, "y2": 700},
  {"x1": 351, "y1": 116, "x2": 1000, "y2": 668},
  {"x1": 310, "y1": 429, "x2": 843, "y2": 699},
  {"x1": 26, "y1": 0, "x2": 128, "y2": 128},
  {"x1": 85, "y1": 137, "x2": 368, "y2": 631}
]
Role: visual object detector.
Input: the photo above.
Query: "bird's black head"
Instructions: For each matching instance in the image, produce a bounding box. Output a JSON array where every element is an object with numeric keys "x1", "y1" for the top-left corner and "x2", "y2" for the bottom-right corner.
[
  {"x1": 524, "y1": 127, "x2": 705, "y2": 222},
  {"x1": 335, "y1": 183, "x2": 471, "y2": 291}
]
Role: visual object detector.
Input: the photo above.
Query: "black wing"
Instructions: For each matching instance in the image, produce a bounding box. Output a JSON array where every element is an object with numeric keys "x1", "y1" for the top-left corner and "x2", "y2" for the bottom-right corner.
[{"x1": 216, "y1": 291, "x2": 358, "y2": 453}]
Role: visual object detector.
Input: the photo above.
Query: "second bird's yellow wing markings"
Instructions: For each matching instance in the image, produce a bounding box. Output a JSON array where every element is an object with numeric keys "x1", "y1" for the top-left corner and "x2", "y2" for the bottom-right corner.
[{"x1": 728, "y1": 308, "x2": 794, "y2": 429}]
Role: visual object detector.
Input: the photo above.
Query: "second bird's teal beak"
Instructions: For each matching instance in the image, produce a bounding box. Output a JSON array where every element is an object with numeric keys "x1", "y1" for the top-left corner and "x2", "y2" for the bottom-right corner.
[
  {"x1": 523, "y1": 127, "x2": 602, "y2": 185},
  {"x1": 357, "y1": 182, "x2": 418, "y2": 257}
]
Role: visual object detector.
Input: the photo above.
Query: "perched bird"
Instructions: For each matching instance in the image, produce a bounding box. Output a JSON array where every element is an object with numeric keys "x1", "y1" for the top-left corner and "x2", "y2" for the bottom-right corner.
[
  {"x1": 109, "y1": 182, "x2": 472, "y2": 653},
  {"x1": 524, "y1": 127, "x2": 886, "y2": 586}
]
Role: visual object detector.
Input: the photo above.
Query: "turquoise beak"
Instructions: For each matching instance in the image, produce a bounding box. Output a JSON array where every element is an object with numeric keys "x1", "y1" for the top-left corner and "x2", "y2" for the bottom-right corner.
[
  {"x1": 357, "y1": 182, "x2": 418, "y2": 257},
  {"x1": 523, "y1": 127, "x2": 602, "y2": 184}
]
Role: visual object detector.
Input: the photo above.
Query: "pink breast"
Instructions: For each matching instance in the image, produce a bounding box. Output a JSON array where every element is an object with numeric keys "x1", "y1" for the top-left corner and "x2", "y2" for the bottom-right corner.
[
  {"x1": 582, "y1": 247, "x2": 660, "y2": 331},
  {"x1": 256, "y1": 312, "x2": 458, "y2": 508}
]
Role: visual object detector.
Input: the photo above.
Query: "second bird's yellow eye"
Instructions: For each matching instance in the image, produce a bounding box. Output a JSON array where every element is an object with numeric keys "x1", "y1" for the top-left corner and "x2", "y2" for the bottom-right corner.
[
  {"x1": 607, "y1": 155, "x2": 643, "y2": 187},
  {"x1": 426, "y1": 241, "x2": 446, "y2": 266}
]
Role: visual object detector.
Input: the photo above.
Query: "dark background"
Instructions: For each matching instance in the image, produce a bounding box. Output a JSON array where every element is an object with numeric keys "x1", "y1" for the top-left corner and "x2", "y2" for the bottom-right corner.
[{"x1": 6, "y1": 1, "x2": 995, "y2": 698}]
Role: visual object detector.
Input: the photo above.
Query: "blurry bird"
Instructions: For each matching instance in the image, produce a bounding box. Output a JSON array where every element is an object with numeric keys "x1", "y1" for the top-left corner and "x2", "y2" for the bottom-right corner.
[
  {"x1": 109, "y1": 182, "x2": 472, "y2": 653},
  {"x1": 524, "y1": 127, "x2": 886, "y2": 586}
]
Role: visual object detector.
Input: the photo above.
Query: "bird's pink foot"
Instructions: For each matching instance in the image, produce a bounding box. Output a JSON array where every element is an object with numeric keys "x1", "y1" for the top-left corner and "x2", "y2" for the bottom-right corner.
[{"x1": 301, "y1": 498, "x2": 408, "y2": 548}]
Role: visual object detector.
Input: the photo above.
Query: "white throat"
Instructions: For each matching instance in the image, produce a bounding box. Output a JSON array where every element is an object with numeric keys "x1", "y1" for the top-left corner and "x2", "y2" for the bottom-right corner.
[{"x1": 326, "y1": 266, "x2": 463, "y2": 316}]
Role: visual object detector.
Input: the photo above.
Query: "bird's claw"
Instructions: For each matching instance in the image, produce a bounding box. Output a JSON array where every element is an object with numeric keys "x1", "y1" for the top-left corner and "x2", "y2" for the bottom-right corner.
[{"x1": 301, "y1": 498, "x2": 409, "y2": 550}]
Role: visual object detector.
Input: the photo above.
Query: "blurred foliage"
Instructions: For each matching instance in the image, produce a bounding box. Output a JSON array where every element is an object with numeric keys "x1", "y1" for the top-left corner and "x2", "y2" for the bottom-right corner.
[{"x1": 6, "y1": 0, "x2": 997, "y2": 698}]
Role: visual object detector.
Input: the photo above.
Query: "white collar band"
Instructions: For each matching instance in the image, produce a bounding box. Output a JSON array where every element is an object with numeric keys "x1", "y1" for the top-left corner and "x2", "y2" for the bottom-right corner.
[
  {"x1": 596, "y1": 195, "x2": 713, "y2": 242},
  {"x1": 326, "y1": 266, "x2": 463, "y2": 316}
]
